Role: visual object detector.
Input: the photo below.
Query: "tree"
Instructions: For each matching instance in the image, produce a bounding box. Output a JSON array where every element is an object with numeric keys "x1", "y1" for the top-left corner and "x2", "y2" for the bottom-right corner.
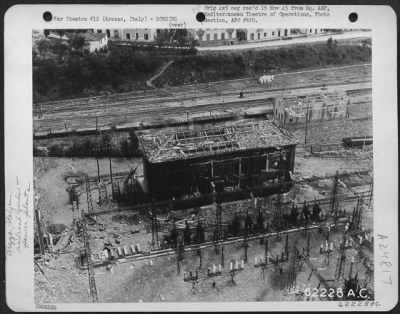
[
  {"x1": 120, "y1": 139, "x2": 129, "y2": 157},
  {"x1": 327, "y1": 37, "x2": 335, "y2": 48},
  {"x1": 155, "y1": 30, "x2": 169, "y2": 47},
  {"x1": 184, "y1": 221, "x2": 192, "y2": 244},
  {"x1": 172, "y1": 29, "x2": 189, "y2": 47},
  {"x1": 189, "y1": 38, "x2": 199, "y2": 49},
  {"x1": 54, "y1": 29, "x2": 66, "y2": 39},
  {"x1": 101, "y1": 132, "x2": 112, "y2": 144},
  {"x1": 52, "y1": 41, "x2": 68, "y2": 56},
  {"x1": 37, "y1": 39, "x2": 50, "y2": 55},
  {"x1": 128, "y1": 130, "x2": 139, "y2": 153},
  {"x1": 32, "y1": 50, "x2": 38, "y2": 62},
  {"x1": 48, "y1": 144, "x2": 64, "y2": 156},
  {"x1": 69, "y1": 34, "x2": 85, "y2": 51},
  {"x1": 170, "y1": 223, "x2": 178, "y2": 248}
]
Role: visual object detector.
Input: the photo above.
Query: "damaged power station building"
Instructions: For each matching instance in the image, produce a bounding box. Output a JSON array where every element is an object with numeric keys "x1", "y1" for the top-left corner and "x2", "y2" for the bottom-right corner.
[
  {"x1": 274, "y1": 91, "x2": 351, "y2": 125},
  {"x1": 137, "y1": 120, "x2": 298, "y2": 207}
]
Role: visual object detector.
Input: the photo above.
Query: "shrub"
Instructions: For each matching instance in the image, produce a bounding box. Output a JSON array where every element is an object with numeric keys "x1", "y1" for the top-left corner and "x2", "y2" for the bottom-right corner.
[
  {"x1": 33, "y1": 48, "x2": 163, "y2": 101},
  {"x1": 48, "y1": 144, "x2": 64, "y2": 156}
]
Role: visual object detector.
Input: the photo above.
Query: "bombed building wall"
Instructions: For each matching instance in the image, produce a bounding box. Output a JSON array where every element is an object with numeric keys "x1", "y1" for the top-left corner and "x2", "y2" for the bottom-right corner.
[
  {"x1": 274, "y1": 91, "x2": 350, "y2": 125},
  {"x1": 143, "y1": 146, "x2": 296, "y2": 200},
  {"x1": 138, "y1": 120, "x2": 298, "y2": 203}
]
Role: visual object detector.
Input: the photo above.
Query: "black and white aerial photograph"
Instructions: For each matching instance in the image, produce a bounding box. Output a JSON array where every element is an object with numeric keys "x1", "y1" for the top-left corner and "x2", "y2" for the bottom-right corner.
[{"x1": 32, "y1": 28, "x2": 374, "y2": 303}]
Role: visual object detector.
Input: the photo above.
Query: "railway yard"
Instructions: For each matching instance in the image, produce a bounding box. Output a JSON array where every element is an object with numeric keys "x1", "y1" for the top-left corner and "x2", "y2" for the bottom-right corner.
[
  {"x1": 34, "y1": 53, "x2": 374, "y2": 303},
  {"x1": 33, "y1": 63, "x2": 371, "y2": 135}
]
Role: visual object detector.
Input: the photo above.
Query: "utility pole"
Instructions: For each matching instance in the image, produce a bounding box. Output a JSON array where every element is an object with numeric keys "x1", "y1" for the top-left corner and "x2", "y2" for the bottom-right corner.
[
  {"x1": 108, "y1": 146, "x2": 114, "y2": 188},
  {"x1": 151, "y1": 204, "x2": 159, "y2": 248},
  {"x1": 334, "y1": 232, "x2": 347, "y2": 282},
  {"x1": 356, "y1": 198, "x2": 364, "y2": 231},
  {"x1": 85, "y1": 175, "x2": 94, "y2": 214},
  {"x1": 34, "y1": 208, "x2": 45, "y2": 257},
  {"x1": 286, "y1": 233, "x2": 289, "y2": 256},
  {"x1": 81, "y1": 214, "x2": 98, "y2": 302},
  {"x1": 264, "y1": 239, "x2": 269, "y2": 264},
  {"x1": 104, "y1": 142, "x2": 116, "y2": 200},
  {"x1": 304, "y1": 104, "x2": 309, "y2": 144},
  {"x1": 95, "y1": 144, "x2": 100, "y2": 182},
  {"x1": 368, "y1": 181, "x2": 373, "y2": 208},
  {"x1": 198, "y1": 247, "x2": 202, "y2": 270},
  {"x1": 94, "y1": 117, "x2": 101, "y2": 183},
  {"x1": 330, "y1": 171, "x2": 339, "y2": 216},
  {"x1": 273, "y1": 192, "x2": 284, "y2": 231},
  {"x1": 244, "y1": 209, "x2": 250, "y2": 263},
  {"x1": 287, "y1": 241, "x2": 298, "y2": 291}
]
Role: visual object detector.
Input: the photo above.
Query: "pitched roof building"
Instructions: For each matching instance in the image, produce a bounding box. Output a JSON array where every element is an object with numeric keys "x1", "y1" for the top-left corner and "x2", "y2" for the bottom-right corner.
[{"x1": 83, "y1": 32, "x2": 108, "y2": 52}]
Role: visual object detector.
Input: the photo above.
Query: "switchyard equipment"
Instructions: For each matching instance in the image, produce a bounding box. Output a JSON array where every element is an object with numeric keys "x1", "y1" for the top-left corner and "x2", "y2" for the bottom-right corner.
[
  {"x1": 137, "y1": 120, "x2": 298, "y2": 207},
  {"x1": 85, "y1": 175, "x2": 94, "y2": 214},
  {"x1": 342, "y1": 136, "x2": 373, "y2": 148}
]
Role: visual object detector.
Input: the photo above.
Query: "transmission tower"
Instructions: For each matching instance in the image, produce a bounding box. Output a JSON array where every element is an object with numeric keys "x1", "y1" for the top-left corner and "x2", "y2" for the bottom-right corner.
[
  {"x1": 97, "y1": 179, "x2": 108, "y2": 206},
  {"x1": 356, "y1": 198, "x2": 364, "y2": 231},
  {"x1": 85, "y1": 176, "x2": 94, "y2": 214},
  {"x1": 272, "y1": 193, "x2": 284, "y2": 231},
  {"x1": 81, "y1": 213, "x2": 98, "y2": 302},
  {"x1": 151, "y1": 205, "x2": 159, "y2": 249},
  {"x1": 215, "y1": 201, "x2": 222, "y2": 242},
  {"x1": 330, "y1": 171, "x2": 339, "y2": 216},
  {"x1": 287, "y1": 240, "x2": 299, "y2": 291},
  {"x1": 334, "y1": 232, "x2": 347, "y2": 283},
  {"x1": 367, "y1": 181, "x2": 373, "y2": 208}
]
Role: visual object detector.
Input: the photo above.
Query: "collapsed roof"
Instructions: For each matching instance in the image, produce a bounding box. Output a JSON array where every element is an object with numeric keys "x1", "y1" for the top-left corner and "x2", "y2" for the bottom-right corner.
[{"x1": 138, "y1": 120, "x2": 298, "y2": 163}]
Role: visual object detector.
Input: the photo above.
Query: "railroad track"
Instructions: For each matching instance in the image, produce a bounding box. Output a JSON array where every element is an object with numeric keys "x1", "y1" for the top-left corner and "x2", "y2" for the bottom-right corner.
[
  {"x1": 34, "y1": 63, "x2": 371, "y2": 114},
  {"x1": 36, "y1": 98, "x2": 272, "y2": 123},
  {"x1": 34, "y1": 98, "x2": 273, "y2": 132},
  {"x1": 35, "y1": 79, "x2": 371, "y2": 116},
  {"x1": 34, "y1": 82, "x2": 371, "y2": 134}
]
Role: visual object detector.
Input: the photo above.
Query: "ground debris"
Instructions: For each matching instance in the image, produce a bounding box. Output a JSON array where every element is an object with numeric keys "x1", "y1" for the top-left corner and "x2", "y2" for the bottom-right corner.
[{"x1": 53, "y1": 231, "x2": 73, "y2": 252}]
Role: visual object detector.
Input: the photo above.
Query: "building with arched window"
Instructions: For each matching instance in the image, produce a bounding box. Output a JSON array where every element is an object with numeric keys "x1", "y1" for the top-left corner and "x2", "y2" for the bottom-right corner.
[
  {"x1": 295, "y1": 29, "x2": 326, "y2": 36},
  {"x1": 95, "y1": 28, "x2": 327, "y2": 47},
  {"x1": 188, "y1": 28, "x2": 293, "y2": 46},
  {"x1": 245, "y1": 28, "x2": 292, "y2": 42},
  {"x1": 82, "y1": 33, "x2": 108, "y2": 53},
  {"x1": 96, "y1": 29, "x2": 157, "y2": 42},
  {"x1": 187, "y1": 29, "x2": 237, "y2": 46}
]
